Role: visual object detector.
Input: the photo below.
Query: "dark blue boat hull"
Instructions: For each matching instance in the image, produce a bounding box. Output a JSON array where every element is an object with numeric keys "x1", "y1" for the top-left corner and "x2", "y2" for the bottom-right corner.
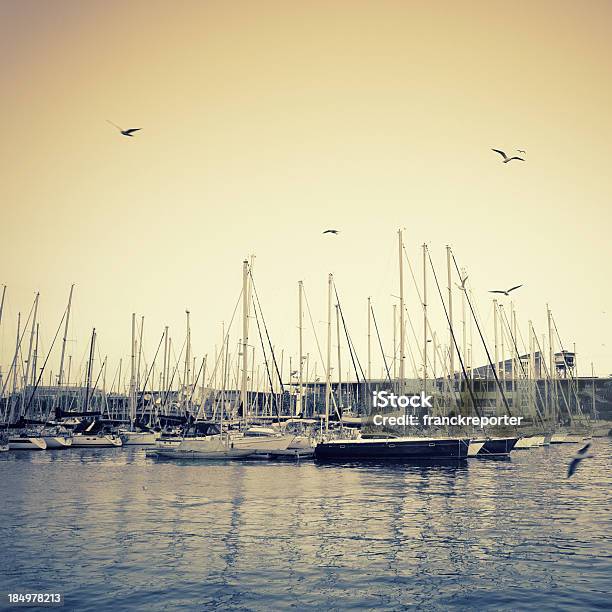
[{"x1": 314, "y1": 438, "x2": 471, "y2": 461}]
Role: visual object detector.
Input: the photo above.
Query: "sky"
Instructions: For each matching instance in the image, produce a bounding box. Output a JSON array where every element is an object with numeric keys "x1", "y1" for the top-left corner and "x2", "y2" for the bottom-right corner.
[{"x1": 0, "y1": 0, "x2": 611, "y2": 389}]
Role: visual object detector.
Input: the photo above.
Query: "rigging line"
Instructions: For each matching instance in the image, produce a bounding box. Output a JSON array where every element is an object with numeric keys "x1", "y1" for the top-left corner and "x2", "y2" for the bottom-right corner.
[
  {"x1": 401, "y1": 244, "x2": 455, "y2": 380},
  {"x1": 249, "y1": 271, "x2": 285, "y2": 395},
  {"x1": 550, "y1": 314, "x2": 582, "y2": 412},
  {"x1": 0, "y1": 298, "x2": 37, "y2": 399},
  {"x1": 450, "y1": 251, "x2": 511, "y2": 417},
  {"x1": 138, "y1": 331, "x2": 165, "y2": 412},
  {"x1": 370, "y1": 303, "x2": 393, "y2": 383},
  {"x1": 498, "y1": 305, "x2": 547, "y2": 427},
  {"x1": 427, "y1": 248, "x2": 483, "y2": 419},
  {"x1": 23, "y1": 303, "x2": 68, "y2": 420},
  {"x1": 302, "y1": 286, "x2": 327, "y2": 381},
  {"x1": 251, "y1": 290, "x2": 280, "y2": 420},
  {"x1": 333, "y1": 283, "x2": 368, "y2": 386},
  {"x1": 302, "y1": 284, "x2": 341, "y2": 418},
  {"x1": 162, "y1": 335, "x2": 187, "y2": 409},
  {"x1": 332, "y1": 285, "x2": 361, "y2": 385}
]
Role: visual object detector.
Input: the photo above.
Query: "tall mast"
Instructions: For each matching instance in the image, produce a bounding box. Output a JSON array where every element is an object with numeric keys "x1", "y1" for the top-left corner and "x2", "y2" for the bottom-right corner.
[
  {"x1": 22, "y1": 292, "x2": 39, "y2": 414},
  {"x1": 298, "y1": 280, "x2": 304, "y2": 418},
  {"x1": 162, "y1": 326, "x2": 169, "y2": 396},
  {"x1": 184, "y1": 310, "x2": 191, "y2": 406},
  {"x1": 129, "y1": 313, "x2": 136, "y2": 427},
  {"x1": 84, "y1": 328, "x2": 96, "y2": 413},
  {"x1": 325, "y1": 273, "x2": 333, "y2": 433},
  {"x1": 240, "y1": 259, "x2": 249, "y2": 420},
  {"x1": 446, "y1": 245, "x2": 454, "y2": 379},
  {"x1": 493, "y1": 299, "x2": 499, "y2": 411},
  {"x1": 367, "y1": 297, "x2": 372, "y2": 380},
  {"x1": 422, "y1": 244, "x2": 428, "y2": 393},
  {"x1": 137, "y1": 315, "x2": 144, "y2": 399},
  {"x1": 461, "y1": 268, "x2": 467, "y2": 377},
  {"x1": 398, "y1": 230, "x2": 405, "y2": 393},
  {"x1": 392, "y1": 304, "x2": 397, "y2": 380},
  {"x1": 547, "y1": 305, "x2": 556, "y2": 424},
  {"x1": 58, "y1": 284, "x2": 74, "y2": 386},
  {"x1": 335, "y1": 304, "x2": 343, "y2": 409}
]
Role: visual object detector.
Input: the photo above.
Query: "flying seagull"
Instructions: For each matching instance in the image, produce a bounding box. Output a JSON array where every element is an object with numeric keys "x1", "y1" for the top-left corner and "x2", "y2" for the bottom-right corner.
[
  {"x1": 492, "y1": 148, "x2": 524, "y2": 163},
  {"x1": 106, "y1": 120, "x2": 142, "y2": 137},
  {"x1": 489, "y1": 284, "x2": 523, "y2": 296},
  {"x1": 455, "y1": 275, "x2": 469, "y2": 291},
  {"x1": 567, "y1": 442, "x2": 594, "y2": 478},
  {"x1": 517, "y1": 149, "x2": 526, "y2": 154},
  {"x1": 323, "y1": 229, "x2": 339, "y2": 235}
]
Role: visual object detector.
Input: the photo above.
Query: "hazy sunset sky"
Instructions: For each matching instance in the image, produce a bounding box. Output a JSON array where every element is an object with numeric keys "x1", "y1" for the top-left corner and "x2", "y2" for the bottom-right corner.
[{"x1": 1, "y1": 0, "x2": 611, "y2": 386}]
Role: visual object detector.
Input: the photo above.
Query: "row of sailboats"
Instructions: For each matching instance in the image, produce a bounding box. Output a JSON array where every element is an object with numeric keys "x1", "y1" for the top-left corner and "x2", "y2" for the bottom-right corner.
[{"x1": 1, "y1": 230, "x2": 601, "y2": 458}]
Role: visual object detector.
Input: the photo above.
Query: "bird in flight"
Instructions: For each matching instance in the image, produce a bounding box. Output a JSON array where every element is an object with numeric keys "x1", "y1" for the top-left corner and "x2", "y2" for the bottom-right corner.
[
  {"x1": 106, "y1": 120, "x2": 142, "y2": 137},
  {"x1": 492, "y1": 149, "x2": 524, "y2": 163},
  {"x1": 455, "y1": 275, "x2": 469, "y2": 291},
  {"x1": 489, "y1": 284, "x2": 523, "y2": 296},
  {"x1": 323, "y1": 229, "x2": 339, "y2": 235},
  {"x1": 567, "y1": 442, "x2": 594, "y2": 478},
  {"x1": 517, "y1": 149, "x2": 526, "y2": 155}
]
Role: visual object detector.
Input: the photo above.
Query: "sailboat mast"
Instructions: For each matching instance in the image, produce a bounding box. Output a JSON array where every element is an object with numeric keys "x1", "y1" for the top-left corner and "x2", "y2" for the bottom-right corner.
[
  {"x1": 422, "y1": 244, "x2": 428, "y2": 393},
  {"x1": 547, "y1": 305, "x2": 556, "y2": 424},
  {"x1": 129, "y1": 313, "x2": 136, "y2": 428},
  {"x1": 298, "y1": 280, "x2": 304, "y2": 418},
  {"x1": 446, "y1": 245, "x2": 454, "y2": 379},
  {"x1": 240, "y1": 259, "x2": 249, "y2": 420},
  {"x1": 184, "y1": 310, "x2": 191, "y2": 406},
  {"x1": 84, "y1": 328, "x2": 96, "y2": 413},
  {"x1": 335, "y1": 304, "x2": 342, "y2": 409},
  {"x1": 58, "y1": 284, "x2": 74, "y2": 386},
  {"x1": 398, "y1": 230, "x2": 405, "y2": 393},
  {"x1": 325, "y1": 273, "x2": 333, "y2": 433},
  {"x1": 367, "y1": 297, "x2": 372, "y2": 380},
  {"x1": 21, "y1": 292, "x2": 39, "y2": 415}
]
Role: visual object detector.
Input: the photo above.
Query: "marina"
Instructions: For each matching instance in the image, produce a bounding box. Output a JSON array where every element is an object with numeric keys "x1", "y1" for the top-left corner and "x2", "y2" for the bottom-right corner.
[{"x1": 2, "y1": 1, "x2": 611, "y2": 609}]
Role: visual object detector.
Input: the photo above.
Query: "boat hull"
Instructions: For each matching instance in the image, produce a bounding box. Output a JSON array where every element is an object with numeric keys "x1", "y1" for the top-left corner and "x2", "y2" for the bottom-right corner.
[
  {"x1": 122, "y1": 431, "x2": 157, "y2": 445},
  {"x1": 232, "y1": 433, "x2": 295, "y2": 452},
  {"x1": 314, "y1": 437, "x2": 471, "y2": 460},
  {"x1": 475, "y1": 437, "x2": 519, "y2": 456},
  {"x1": 151, "y1": 448, "x2": 254, "y2": 460},
  {"x1": 42, "y1": 436, "x2": 73, "y2": 449},
  {"x1": 8, "y1": 437, "x2": 47, "y2": 450},
  {"x1": 71, "y1": 434, "x2": 123, "y2": 447}
]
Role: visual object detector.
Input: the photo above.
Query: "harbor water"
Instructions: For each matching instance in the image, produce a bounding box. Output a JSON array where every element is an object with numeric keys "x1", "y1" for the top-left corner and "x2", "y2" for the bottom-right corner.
[{"x1": 1, "y1": 441, "x2": 610, "y2": 611}]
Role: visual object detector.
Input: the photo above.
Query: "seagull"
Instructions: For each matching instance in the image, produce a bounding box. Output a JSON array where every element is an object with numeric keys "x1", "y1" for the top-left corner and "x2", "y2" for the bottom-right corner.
[
  {"x1": 567, "y1": 442, "x2": 594, "y2": 478},
  {"x1": 517, "y1": 149, "x2": 526, "y2": 154},
  {"x1": 455, "y1": 275, "x2": 469, "y2": 291},
  {"x1": 492, "y1": 148, "x2": 524, "y2": 163},
  {"x1": 106, "y1": 120, "x2": 142, "y2": 137},
  {"x1": 489, "y1": 284, "x2": 523, "y2": 296},
  {"x1": 323, "y1": 229, "x2": 339, "y2": 235}
]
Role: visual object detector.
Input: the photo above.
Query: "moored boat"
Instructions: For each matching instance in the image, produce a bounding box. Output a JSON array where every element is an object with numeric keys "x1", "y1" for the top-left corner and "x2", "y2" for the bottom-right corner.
[
  {"x1": 71, "y1": 433, "x2": 123, "y2": 447},
  {"x1": 8, "y1": 435, "x2": 47, "y2": 450},
  {"x1": 314, "y1": 435, "x2": 471, "y2": 460}
]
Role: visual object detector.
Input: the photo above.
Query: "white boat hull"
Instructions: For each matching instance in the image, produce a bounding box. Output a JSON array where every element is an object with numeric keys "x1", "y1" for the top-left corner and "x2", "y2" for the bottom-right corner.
[
  {"x1": 232, "y1": 433, "x2": 295, "y2": 452},
  {"x1": 151, "y1": 436, "x2": 255, "y2": 460},
  {"x1": 122, "y1": 431, "x2": 157, "y2": 445},
  {"x1": 42, "y1": 436, "x2": 73, "y2": 449},
  {"x1": 9, "y1": 437, "x2": 47, "y2": 450},
  {"x1": 71, "y1": 434, "x2": 123, "y2": 447}
]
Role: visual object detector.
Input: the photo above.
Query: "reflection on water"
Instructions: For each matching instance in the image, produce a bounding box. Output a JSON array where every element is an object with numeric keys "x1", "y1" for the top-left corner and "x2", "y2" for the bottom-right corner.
[{"x1": 1, "y1": 441, "x2": 610, "y2": 611}]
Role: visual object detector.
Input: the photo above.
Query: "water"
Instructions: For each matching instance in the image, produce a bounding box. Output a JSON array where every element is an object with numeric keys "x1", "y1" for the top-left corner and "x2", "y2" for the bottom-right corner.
[{"x1": 1, "y1": 441, "x2": 610, "y2": 611}]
